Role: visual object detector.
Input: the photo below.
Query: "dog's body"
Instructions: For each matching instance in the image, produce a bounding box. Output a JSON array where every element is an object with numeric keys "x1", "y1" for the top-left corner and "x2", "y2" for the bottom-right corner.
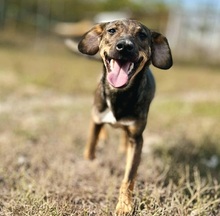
[{"x1": 78, "y1": 19, "x2": 172, "y2": 214}]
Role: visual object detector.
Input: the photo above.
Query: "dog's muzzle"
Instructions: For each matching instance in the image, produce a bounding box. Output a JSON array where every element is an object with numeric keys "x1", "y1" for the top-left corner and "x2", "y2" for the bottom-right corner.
[{"x1": 103, "y1": 39, "x2": 142, "y2": 88}]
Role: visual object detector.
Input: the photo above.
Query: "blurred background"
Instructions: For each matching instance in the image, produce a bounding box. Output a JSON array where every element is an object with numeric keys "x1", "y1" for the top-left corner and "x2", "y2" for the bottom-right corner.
[
  {"x1": 0, "y1": 0, "x2": 220, "y2": 63},
  {"x1": 0, "y1": 0, "x2": 220, "y2": 215}
]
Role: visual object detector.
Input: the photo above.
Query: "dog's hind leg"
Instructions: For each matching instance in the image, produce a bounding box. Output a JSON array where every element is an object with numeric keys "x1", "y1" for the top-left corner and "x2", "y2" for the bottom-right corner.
[
  {"x1": 118, "y1": 129, "x2": 128, "y2": 154},
  {"x1": 84, "y1": 121, "x2": 103, "y2": 160},
  {"x1": 98, "y1": 126, "x2": 108, "y2": 145}
]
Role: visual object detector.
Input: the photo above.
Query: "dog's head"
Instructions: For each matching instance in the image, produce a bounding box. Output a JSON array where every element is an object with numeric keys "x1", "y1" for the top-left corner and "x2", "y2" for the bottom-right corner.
[{"x1": 78, "y1": 19, "x2": 172, "y2": 88}]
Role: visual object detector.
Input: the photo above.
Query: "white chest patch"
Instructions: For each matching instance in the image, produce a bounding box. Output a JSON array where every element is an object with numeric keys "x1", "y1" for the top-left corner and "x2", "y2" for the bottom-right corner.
[
  {"x1": 93, "y1": 97, "x2": 135, "y2": 126},
  {"x1": 93, "y1": 108, "x2": 135, "y2": 126},
  {"x1": 93, "y1": 108, "x2": 116, "y2": 124},
  {"x1": 101, "y1": 109, "x2": 117, "y2": 124}
]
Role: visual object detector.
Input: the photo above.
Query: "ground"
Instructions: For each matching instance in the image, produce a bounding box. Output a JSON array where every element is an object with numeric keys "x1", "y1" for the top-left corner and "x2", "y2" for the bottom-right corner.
[{"x1": 0, "y1": 35, "x2": 220, "y2": 215}]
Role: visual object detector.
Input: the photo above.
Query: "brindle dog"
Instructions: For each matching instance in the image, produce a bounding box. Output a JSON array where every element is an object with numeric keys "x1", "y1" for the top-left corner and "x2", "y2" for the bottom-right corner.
[{"x1": 78, "y1": 19, "x2": 172, "y2": 215}]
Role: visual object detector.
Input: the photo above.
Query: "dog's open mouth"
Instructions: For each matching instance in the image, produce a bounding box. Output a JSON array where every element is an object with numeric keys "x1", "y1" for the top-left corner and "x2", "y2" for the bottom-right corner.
[
  {"x1": 107, "y1": 59, "x2": 134, "y2": 88},
  {"x1": 104, "y1": 54, "x2": 142, "y2": 88}
]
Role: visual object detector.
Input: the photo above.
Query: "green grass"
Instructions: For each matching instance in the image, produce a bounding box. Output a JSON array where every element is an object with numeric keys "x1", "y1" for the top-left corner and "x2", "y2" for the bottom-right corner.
[{"x1": 0, "y1": 35, "x2": 220, "y2": 215}]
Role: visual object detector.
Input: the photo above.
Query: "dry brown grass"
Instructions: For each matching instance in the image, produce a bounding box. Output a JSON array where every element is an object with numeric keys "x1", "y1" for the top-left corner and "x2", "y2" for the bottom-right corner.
[{"x1": 0, "y1": 36, "x2": 220, "y2": 215}]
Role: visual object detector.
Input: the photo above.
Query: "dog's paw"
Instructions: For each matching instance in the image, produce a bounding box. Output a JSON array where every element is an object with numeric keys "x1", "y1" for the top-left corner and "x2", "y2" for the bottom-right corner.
[
  {"x1": 115, "y1": 200, "x2": 133, "y2": 215},
  {"x1": 115, "y1": 202, "x2": 133, "y2": 216}
]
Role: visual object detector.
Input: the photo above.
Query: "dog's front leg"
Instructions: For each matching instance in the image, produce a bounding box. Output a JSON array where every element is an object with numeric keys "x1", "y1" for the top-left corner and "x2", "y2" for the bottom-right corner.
[
  {"x1": 84, "y1": 121, "x2": 103, "y2": 160},
  {"x1": 116, "y1": 130, "x2": 143, "y2": 215}
]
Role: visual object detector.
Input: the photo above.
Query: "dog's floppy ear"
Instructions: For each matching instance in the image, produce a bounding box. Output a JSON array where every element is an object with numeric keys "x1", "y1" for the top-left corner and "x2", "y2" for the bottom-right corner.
[
  {"x1": 78, "y1": 23, "x2": 106, "y2": 55},
  {"x1": 151, "y1": 31, "x2": 173, "y2": 69}
]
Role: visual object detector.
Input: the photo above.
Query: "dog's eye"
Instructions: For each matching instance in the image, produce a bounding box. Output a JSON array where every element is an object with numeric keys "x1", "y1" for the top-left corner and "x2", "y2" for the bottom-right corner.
[
  {"x1": 139, "y1": 32, "x2": 148, "y2": 40},
  {"x1": 107, "y1": 28, "x2": 116, "y2": 35}
]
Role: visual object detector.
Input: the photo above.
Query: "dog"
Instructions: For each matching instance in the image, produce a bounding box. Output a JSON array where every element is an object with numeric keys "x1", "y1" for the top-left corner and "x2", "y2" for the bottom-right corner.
[{"x1": 78, "y1": 19, "x2": 172, "y2": 215}]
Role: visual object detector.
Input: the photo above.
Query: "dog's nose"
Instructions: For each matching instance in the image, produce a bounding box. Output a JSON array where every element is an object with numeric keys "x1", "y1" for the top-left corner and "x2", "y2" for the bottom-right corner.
[{"x1": 116, "y1": 39, "x2": 134, "y2": 52}]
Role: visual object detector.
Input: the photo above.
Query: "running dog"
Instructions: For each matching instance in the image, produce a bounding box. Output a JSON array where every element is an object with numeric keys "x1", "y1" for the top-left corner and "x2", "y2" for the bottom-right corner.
[{"x1": 78, "y1": 19, "x2": 172, "y2": 215}]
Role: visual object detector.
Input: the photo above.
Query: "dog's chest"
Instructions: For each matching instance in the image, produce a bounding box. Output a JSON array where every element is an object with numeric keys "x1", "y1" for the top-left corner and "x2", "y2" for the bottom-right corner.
[{"x1": 93, "y1": 98, "x2": 135, "y2": 126}]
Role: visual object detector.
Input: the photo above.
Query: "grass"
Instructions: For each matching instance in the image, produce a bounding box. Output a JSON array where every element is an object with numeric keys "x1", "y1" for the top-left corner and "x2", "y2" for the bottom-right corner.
[{"x1": 0, "y1": 33, "x2": 220, "y2": 215}]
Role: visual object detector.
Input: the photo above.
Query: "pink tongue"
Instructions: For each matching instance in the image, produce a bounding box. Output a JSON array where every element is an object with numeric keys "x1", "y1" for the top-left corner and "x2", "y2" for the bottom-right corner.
[{"x1": 107, "y1": 60, "x2": 130, "y2": 88}]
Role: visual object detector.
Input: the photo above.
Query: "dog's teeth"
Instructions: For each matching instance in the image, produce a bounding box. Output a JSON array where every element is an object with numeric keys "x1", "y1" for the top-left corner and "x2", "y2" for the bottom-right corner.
[
  {"x1": 128, "y1": 63, "x2": 134, "y2": 74},
  {"x1": 110, "y1": 59, "x2": 114, "y2": 70}
]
